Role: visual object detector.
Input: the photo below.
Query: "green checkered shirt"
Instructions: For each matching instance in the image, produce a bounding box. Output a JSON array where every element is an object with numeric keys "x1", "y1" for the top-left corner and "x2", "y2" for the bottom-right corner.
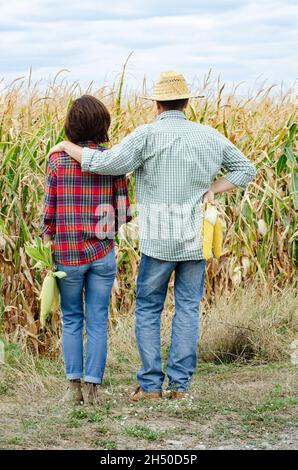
[{"x1": 82, "y1": 110, "x2": 256, "y2": 261}]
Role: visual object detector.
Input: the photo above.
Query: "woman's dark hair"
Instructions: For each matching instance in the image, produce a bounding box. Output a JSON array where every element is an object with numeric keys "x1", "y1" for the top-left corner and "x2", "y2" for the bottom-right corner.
[{"x1": 64, "y1": 95, "x2": 110, "y2": 144}]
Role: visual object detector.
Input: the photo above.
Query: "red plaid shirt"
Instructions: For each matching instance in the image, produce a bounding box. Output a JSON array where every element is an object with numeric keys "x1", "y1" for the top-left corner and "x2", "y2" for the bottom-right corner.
[{"x1": 41, "y1": 141, "x2": 131, "y2": 265}]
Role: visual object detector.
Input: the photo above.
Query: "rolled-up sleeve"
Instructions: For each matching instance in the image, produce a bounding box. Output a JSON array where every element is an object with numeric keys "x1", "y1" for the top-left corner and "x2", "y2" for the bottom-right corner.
[
  {"x1": 41, "y1": 157, "x2": 57, "y2": 235},
  {"x1": 220, "y1": 136, "x2": 257, "y2": 188},
  {"x1": 82, "y1": 126, "x2": 147, "y2": 175}
]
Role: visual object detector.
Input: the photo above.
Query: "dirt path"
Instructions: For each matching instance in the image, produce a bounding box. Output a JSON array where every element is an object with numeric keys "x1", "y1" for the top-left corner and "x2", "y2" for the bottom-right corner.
[{"x1": 0, "y1": 359, "x2": 297, "y2": 450}]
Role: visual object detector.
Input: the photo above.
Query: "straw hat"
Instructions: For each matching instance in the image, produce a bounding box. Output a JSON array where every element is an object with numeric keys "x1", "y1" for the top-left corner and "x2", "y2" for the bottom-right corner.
[{"x1": 141, "y1": 70, "x2": 203, "y2": 101}]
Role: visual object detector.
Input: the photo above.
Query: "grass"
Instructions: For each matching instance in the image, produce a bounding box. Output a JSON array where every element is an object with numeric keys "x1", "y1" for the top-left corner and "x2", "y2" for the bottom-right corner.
[
  {"x1": 123, "y1": 425, "x2": 166, "y2": 441},
  {"x1": 97, "y1": 439, "x2": 117, "y2": 450},
  {"x1": 0, "y1": 383, "x2": 8, "y2": 395},
  {"x1": 2, "y1": 286, "x2": 295, "y2": 373},
  {"x1": 0, "y1": 344, "x2": 297, "y2": 450},
  {"x1": 108, "y1": 285, "x2": 297, "y2": 368},
  {"x1": 68, "y1": 408, "x2": 106, "y2": 424}
]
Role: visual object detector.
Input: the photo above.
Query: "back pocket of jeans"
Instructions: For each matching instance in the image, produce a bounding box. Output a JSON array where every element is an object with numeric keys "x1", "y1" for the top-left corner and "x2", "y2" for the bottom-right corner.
[{"x1": 55, "y1": 264, "x2": 80, "y2": 275}]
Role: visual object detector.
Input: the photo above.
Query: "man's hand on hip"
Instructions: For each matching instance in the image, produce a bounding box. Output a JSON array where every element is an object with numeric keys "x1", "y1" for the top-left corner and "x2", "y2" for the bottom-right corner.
[{"x1": 202, "y1": 189, "x2": 215, "y2": 204}]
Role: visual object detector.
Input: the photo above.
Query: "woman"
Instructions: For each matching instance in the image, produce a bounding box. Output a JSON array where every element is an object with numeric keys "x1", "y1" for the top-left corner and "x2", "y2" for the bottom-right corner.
[{"x1": 41, "y1": 95, "x2": 131, "y2": 405}]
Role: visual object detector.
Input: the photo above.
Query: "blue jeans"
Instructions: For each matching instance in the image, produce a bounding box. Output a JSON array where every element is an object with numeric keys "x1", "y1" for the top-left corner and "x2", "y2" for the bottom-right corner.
[
  {"x1": 56, "y1": 248, "x2": 116, "y2": 384},
  {"x1": 136, "y1": 254, "x2": 206, "y2": 392}
]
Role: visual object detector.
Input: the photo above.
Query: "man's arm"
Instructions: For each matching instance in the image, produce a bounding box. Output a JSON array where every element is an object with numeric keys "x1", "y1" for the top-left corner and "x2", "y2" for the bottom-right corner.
[
  {"x1": 49, "y1": 126, "x2": 147, "y2": 176},
  {"x1": 203, "y1": 135, "x2": 256, "y2": 204},
  {"x1": 220, "y1": 135, "x2": 256, "y2": 187},
  {"x1": 203, "y1": 177, "x2": 236, "y2": 204},
  {"x1": 57, "y1": 141, "x2": 83, "y2": 163}
]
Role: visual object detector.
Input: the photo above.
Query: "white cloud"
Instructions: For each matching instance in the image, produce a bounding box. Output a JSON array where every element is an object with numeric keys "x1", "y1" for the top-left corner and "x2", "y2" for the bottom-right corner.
[{"x1": 0, "y1": 0, "x2": 297, "y2": 92}]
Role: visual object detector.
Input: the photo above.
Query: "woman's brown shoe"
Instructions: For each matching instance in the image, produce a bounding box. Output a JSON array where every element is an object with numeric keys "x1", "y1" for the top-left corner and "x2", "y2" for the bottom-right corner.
[
  {"x1": 61, "y1": 380, "x2": 84, "y2": 405},
  {"x1": 130, "y1": 386, "x2": 162, "y2": 402},
  {"x1": 83, "y1": 383, "x2": 101, "y2": 405}
]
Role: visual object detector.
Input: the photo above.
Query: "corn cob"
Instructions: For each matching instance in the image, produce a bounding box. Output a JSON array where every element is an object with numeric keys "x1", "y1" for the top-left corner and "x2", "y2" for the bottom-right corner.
[
  {"x1": 25, "y1": 239, "x2": 67, "y2": 328},
  {"x1": 39, "y1": 270, "x2": 67, "y2": 328},
  {"x1": 203, "y1": 204, "x2": 218, "y2": 259},
  {"x1": 39, "y1": 272, "x2": 56, "y2": 328},
  {"x1": 213, "y1": 217, "x2": 223, "y2": 259}
]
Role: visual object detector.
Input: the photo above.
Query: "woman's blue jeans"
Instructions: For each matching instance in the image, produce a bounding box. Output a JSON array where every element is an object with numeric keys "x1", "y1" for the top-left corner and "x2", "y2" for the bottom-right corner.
[
  {"x1": 56, "y1": 249, "x2": 116, "y2": 384},
  {"x1": 136, "y1": 254, "x2": 206, "y2": 392}
]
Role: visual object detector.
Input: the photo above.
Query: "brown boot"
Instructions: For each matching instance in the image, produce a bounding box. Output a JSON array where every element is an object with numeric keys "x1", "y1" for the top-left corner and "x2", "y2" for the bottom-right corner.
[
  {"x1": 167, "y1": 390, "x2": 188, "y2": 400},
  {"x1": 83, "y1": 383, "x2": 101, "y2": 405},
  {"x1": 130, "y1": 386, "x2": 162, "y2": 402},
  {"x1": 61, "y1": 380, "x2": 83, "y2": 405}
]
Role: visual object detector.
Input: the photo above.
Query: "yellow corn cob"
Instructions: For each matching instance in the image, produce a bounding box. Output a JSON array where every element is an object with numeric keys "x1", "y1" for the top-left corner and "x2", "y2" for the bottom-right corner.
[
  {"x1": 39, "y1": 272, "x2": 55, "y2": 328},
  {"x1": 203, "y1": 204, "x2": 218, "y2": 260},
  {"x1": 213, "y1": 216, "x2": 223, "y2": 259},
  {"x1": 203, "y1": 219, "x2": 213, "y2": 259}
]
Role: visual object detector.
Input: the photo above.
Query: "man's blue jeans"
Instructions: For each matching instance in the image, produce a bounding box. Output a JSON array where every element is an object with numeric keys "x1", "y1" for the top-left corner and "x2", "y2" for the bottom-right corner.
[
  {"x1": 136, "y1": 254, "x2": 206, "y2": 392},
  {"x1": 56, "y1": 248, "x2": 116, "y2": 384}
]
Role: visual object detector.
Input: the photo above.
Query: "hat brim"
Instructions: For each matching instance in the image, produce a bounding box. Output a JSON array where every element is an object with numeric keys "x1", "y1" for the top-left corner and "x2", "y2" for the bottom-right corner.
[{"x1": 139, "y1": 94, "x2": 204, "y2": 101}]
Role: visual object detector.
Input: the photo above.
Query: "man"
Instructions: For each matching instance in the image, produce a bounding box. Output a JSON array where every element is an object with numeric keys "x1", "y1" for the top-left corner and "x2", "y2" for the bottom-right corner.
[{"x1": 49, "y1": 71, "x2": 256, "y2": 400}]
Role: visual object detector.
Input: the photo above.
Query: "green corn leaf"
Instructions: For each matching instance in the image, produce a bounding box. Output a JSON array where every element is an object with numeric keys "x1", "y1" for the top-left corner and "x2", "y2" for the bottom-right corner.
[
  {"x1": 32, "y1": 261, "x2": 48, "y2": 270},
  {"x1": 286, "y1": 123, "x2": 297, "y2": 148},
  {"x1": 290, "y1": 171, "x2": 298, "y2": 211},
  {"x1": 25, "y1": 246, "x2": 47, "y2": 263},
  {"x1": 25, "y1": 237, "x2": 54, "y2": 269},
  {"x1": 276, "y1": 153, "x2": 287, "y2": 174},
  {"x1": 189, "y1": 104, "x2": 197, "y2": 122}
]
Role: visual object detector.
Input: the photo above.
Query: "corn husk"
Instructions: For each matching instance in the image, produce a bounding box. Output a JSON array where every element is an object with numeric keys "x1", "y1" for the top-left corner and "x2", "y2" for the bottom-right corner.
[
  {"x1": 203, "y1": 204, "x2": 223, "y2": 260},
  {"x1": 25, "y1": 238, "x2": 66, "y2": 328},
  {"x1": 39, "y1": 270, "x2": 66, "y2": 328},
  {"x1": 39, "y1": 273, "x2": 55, "y2": 328},
  {"x1": 51, "y1": 279, "x2": 60, "y2": 313}
]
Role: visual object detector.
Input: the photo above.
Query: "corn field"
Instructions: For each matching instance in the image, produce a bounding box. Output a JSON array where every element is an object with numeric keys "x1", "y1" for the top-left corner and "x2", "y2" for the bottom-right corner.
[{"x1": 0, "y1": 69, "x2": 297, "y2": 354}]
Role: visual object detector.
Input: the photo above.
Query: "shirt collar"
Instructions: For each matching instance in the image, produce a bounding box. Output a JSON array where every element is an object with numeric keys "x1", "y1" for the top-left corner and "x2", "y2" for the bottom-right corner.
[
  {"x1": 77, "y1": 140, "x2": 101, "y2": 149},
  {"x1": 156, "y1": 110, "x2": 187, "y2": 121}
]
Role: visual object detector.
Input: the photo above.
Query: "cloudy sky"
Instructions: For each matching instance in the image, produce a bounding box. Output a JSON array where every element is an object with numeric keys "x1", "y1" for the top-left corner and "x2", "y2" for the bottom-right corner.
[{"x1": 1, "y1": 0, "x2": 297, "y2": 93}]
